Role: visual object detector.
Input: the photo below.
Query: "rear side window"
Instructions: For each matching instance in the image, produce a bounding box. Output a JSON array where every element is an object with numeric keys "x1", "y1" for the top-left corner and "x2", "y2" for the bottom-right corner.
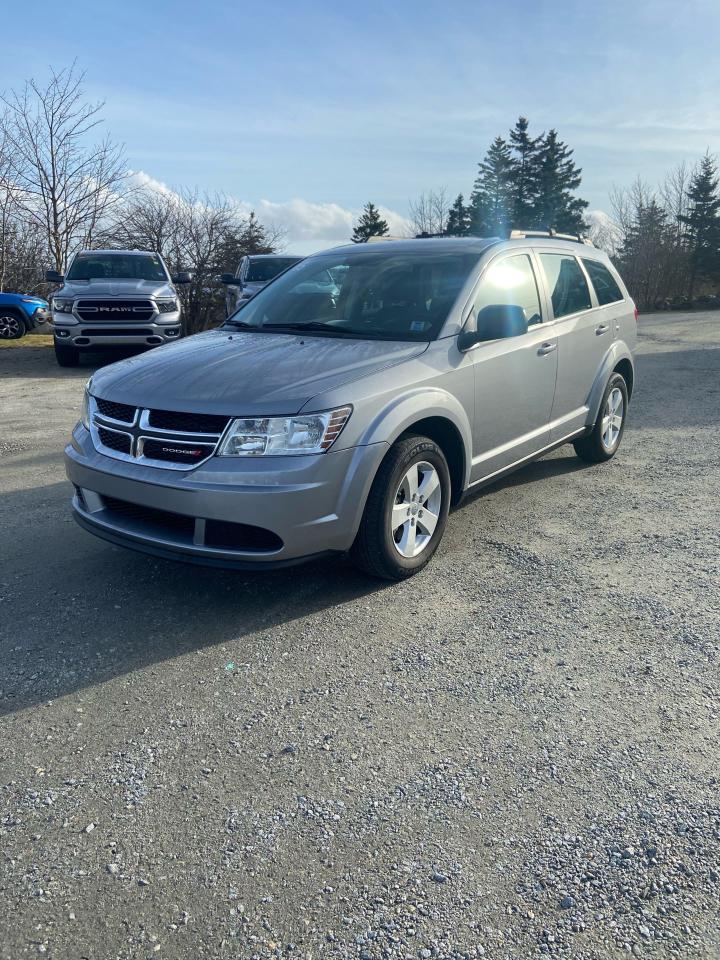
[
  {"x1": 474, "y1": 254, "x2": 542, "y2": 326},
  {"x1": 582, "y1": 259, "x2": 624, "y2": 306},
  {"x1": 539, "y1": 254, "x2": 592, "y2": 319}
]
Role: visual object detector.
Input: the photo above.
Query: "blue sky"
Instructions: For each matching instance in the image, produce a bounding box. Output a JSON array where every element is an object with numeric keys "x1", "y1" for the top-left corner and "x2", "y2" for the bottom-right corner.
[{"x1": 2, "y1": 0, "x2": 719, "y2": 252}]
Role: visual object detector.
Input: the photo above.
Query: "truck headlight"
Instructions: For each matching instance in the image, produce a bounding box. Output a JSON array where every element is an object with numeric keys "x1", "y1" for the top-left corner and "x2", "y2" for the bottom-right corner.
[
  {"x1": 156, "y1": 299, "x2": 178, "y2": 313},
  {"x1": 217, "y1": 406, "x2": 352, "y2": 457},
  {"x1": 53, "y1": 298, "x2": 73, "y2": 313},
  {"x1": 81, "y1": 380, "x2": 92, "y2": 429}
]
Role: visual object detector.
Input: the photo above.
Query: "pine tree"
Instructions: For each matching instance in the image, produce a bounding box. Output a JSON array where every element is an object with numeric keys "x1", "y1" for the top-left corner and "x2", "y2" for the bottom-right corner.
[
  {"x1": 679, "y1": 152, "x2": 720, "y2": 296},
  {"x1": 469, "y1": 137, "x2": 514, "y2": 237},
  {"x1": 508, "y1": 116, "x2": 540, "y2": 227},
  {"x1": 618, "y1": 199, "x2": 669, "y2": 309},
  {"x1": 532, "y1": 129, "x2": 588, "y2": 234},
  {"x1": 446, "y1": 194, "x2": 471, "y2": 236},
  {"x1": 351, "y1": 202, "x2": 389, "y2": 243}
]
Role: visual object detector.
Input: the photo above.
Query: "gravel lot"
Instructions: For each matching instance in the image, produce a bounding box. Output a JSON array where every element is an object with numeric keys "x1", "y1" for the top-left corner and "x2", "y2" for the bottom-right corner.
[{"x1": 1, "y1": 313, "x2": 719, "y2": 960}]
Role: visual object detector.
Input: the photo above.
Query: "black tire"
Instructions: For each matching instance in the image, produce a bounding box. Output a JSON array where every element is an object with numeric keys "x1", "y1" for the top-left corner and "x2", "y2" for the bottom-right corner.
[
  {"x1": 350, "y1": 435, "x2": 451, "y2": 581},
  {"x1": 573, "y1": 372, "x2": 628, "y2": 463},
  {"x1": 54, "y1": 340, "x2": 80, "y2": 367},
  {"x1": 0, "y1": 310, "x2": 26, "y2": 340}
]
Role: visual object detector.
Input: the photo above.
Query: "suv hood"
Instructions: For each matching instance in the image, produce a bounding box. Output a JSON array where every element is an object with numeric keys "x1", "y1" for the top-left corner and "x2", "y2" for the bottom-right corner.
[
  {"x1": 90, "y1": 328, "x2": 428, "y2": 416},
  {"x1": 58, "y1": 278, "x2": 175, "y2": 299}
]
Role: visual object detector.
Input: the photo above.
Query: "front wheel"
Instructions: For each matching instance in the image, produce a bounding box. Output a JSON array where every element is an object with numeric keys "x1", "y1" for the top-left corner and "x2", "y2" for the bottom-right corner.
[
  {"x1": 350, "y1": 435, "x2": 451, "y2": 580},
  {"x1": 54, "y1": 340, "x2": 80, "y2": 367},
  {"x1": 573, "y1": 372, "x2": 628, "y2": 463},
  {"x1": 0, "y1": 312, "x2": 25, "y2": 340}
]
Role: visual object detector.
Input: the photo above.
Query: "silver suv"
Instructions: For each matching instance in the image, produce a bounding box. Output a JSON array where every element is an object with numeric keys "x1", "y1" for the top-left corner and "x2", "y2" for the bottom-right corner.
[
  {"x1": 65, "y1": 233, "x2": 636, "y2": 580},
  {"x1": 48, "y1": 249, "x2": 190, "y2": 367}
]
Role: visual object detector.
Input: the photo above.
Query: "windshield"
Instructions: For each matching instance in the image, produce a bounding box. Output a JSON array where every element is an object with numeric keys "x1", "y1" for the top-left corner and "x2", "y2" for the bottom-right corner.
[
  {"x1": 67, "y1": 253, "x2": 168, "y2": 282},
  {"x1": 245, "y1": 257, "x2": 302, "y2": 283},
  {"x1": 227, "y1": 250, "x2": 480, "y2": 341}
]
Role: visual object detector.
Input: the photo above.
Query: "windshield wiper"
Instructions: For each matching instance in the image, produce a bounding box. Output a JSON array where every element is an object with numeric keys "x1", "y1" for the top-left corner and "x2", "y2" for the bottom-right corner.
[
  {"x1": 223, "y1": 317, "x2": 255, "y2": 328},
  {"x1": 261, "y1": 322, "x2": 361, "y2": 336}
]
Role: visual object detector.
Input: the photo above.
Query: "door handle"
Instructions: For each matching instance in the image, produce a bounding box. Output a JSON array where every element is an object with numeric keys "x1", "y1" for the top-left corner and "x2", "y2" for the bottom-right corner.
[
  {"x1": 595, "y1": 323, "x2": 609, "y2": 335},
  {"x1": 537, "y1": 342, "x2": 557, "y2": 356}
]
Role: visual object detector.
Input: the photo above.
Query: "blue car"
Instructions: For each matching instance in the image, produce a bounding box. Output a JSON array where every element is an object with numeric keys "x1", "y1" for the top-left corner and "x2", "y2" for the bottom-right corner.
[{"x1": 0, "y1": 291, "x2": 50, "y2": 340}]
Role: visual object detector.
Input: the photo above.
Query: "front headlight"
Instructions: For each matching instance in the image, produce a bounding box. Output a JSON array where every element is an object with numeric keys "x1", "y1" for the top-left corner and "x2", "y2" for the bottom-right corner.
[
  {"x1": 53, "y1": 298, "x2": 73, "y2": 313},
  {"x1": 156, "y1": 299, "x2": 178, "y2": 313},
  {"x1": 81, "y1": 380, "x2": 92, "y2": 429},
  {"x1": 217, "y1": 406, "x2": 352, "y2": 457}
]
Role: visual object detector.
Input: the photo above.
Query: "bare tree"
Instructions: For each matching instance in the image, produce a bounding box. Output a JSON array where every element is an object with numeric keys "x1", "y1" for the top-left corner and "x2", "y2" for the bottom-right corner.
[
  {"x1": 1, "y1": 62, "x2": 128, "y2": 273},
  {"x1": 408, "y1": 188, "x2": 450, "y2": 236},
  {"x1": 103, "y1": 186, "x2": 283, "y2": 332}
]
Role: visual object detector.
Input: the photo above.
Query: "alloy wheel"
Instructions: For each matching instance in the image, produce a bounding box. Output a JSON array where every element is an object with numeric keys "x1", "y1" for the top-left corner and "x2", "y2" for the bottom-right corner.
[
  {"x1": 391, "y1": 460, "x2": 443, "y2": 558},
  {"x1": 601, "y1": 387, "x2": 624, "y2": 451},
  {"x1": 0, "y1": 314, "x2": 23, "y2": 339}
]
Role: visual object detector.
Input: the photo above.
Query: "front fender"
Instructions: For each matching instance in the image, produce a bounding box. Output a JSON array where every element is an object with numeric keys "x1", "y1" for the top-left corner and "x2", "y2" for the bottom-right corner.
[
  {"x1": 586, "y1": 340, "x2": 635, "y2": 426},
  {"x1": 358, "y1": 387, "x2": 473, "y2": 487}
]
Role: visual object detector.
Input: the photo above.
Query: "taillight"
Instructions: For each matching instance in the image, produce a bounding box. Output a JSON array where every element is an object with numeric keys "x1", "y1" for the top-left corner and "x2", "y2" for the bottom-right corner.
[{"x1": 633, "y1": 306, "x2": 639, "y2": 323}]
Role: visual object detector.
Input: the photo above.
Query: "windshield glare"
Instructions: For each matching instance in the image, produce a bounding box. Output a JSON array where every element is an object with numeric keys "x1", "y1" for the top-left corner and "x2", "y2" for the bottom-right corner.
[
  {"x1": 228, "y1": 251, "x2": 480, "y2": 341},
  {"x1": 67, "y1": 254, "x2": 168, "y2": 282},
  {"x1": 245, "y1": 257, "x2": 302, "y2": 283}
]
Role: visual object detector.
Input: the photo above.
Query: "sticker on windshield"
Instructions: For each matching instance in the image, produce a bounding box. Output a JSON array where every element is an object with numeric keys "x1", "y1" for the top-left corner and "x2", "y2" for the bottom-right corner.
[{"x1": 410, "y1": 320, "x2": 428, "y2": 332}]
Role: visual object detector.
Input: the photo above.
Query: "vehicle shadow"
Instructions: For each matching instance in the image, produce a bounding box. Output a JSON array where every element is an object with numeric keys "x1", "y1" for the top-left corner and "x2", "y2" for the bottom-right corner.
[{"x1": 0, "y1": 480, "x2": 388, "y2": 716}]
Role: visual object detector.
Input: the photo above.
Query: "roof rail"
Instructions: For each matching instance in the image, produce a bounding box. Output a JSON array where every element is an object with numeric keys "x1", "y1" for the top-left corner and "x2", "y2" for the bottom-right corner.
[{"x1": 510, "y1": 229, "x2": 594, "y2": 247}]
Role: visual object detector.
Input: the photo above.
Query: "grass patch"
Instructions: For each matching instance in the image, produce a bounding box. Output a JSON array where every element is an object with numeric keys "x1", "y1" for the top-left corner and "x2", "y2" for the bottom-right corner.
[{"x1": 0, "y1": 334, "x2": 54, "y2": 348}]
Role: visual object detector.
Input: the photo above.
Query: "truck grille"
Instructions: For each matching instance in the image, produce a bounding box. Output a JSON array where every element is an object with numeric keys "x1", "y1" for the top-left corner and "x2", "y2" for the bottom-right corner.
[
  {"x1": 76, "y1": 299, "x2": 155, "y2": 322},
  {"x1": 89, "y1": 396, "x2": 231, "y2": 470}
]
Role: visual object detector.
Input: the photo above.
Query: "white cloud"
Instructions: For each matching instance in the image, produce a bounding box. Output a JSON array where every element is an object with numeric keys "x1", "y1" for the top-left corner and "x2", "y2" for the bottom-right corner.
[{"x1": 127, "y1": 170, "x2": 413, "y2": 255}]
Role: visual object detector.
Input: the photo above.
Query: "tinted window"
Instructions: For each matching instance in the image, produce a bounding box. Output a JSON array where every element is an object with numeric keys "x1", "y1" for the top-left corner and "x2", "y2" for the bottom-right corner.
[
  {"x1": 67, "y1": 254, "x2": 167, "y2": 282},
  {"x1": 539, "y1": 254, "x2": 592, "y2": 318},
  {"x1": 226, "y1": 250, "x2": 481, "y2": 341},
  {"x1": 474, "y1": 254, "x2": 542, "y2": 326},
  {"x1": 245, "y1": 258, "x2": 302, "y2": 283},
  {"x1": 582, "y1": 258, "x2": 624, "y2": 306}
]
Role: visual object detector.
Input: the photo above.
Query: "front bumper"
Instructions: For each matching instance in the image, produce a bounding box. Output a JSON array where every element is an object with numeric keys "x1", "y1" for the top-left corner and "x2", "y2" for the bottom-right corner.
[
  {"x1": 53, "y1": 316, "x2": 182, "y2": 348},
  {"x1": 65, "y1": 425, "x2": 388, "y2": 567}
]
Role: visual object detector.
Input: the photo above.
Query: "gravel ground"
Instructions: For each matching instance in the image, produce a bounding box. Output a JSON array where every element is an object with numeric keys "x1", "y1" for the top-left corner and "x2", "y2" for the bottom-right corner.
[{"x1": 0, "y1": 312, "x2": 719, "y2": 959}]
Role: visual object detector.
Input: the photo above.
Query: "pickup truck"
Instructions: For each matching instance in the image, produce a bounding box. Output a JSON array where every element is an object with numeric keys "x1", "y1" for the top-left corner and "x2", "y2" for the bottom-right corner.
[
  {"x1": 47, "y1": 249, "x2": 190, "y2": 367},
  {"x1": 0, "y1": 292, "x2": 50, "y2": 339}
]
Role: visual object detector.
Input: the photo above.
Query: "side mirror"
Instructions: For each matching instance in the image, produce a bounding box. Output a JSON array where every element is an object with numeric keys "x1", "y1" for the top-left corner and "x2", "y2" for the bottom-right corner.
[
  {"x1": 458, "y1": 304, "x2": 528, "y2": 350},
  {"x1": 45, "y1": 269, "x2": 64, "y2": 284},
  {"x1": 172, "y1": 271, "x2": 192, "y2": 284},
  {"x1": 220, "y1": 273, "x2": 242, "y2": 286}
]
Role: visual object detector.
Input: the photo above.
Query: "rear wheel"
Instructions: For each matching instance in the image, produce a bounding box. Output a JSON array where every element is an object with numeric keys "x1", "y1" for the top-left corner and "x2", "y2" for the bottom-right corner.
[
  {"x1": 0, "y1": 311, "x2": 25, "y2": 340},
  {"x1": 54, "y1": 340, "x2": 80, "y2": 367},
  {"x1": 573, "y1": 372, "x2": 628, "y2": 463},
  {"x1": 350, "y1": 435, "x2": 451, "y2": 580}
]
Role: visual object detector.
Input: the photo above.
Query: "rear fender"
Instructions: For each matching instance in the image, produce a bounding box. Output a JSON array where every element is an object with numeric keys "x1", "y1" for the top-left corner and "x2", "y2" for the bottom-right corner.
[{"x1": 586, "y1": 341, "x2": 634, "y2": 426}]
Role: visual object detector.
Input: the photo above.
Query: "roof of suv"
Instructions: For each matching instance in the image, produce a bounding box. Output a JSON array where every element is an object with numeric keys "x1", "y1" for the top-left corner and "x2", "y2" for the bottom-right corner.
[
  {"x1": 75, "y1": 249, "x2": 159, "y2": 257},
  {"x1": 320, "y1": 235, "x2": 602, "y2": 260}
]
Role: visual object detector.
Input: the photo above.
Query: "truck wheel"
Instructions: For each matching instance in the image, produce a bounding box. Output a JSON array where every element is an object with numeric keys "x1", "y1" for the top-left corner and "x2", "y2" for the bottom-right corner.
[
  {"x1": 54, "y1": 341, "x2": 80, "y2": 367},
  {"x1": 573, "y1": 372, "x2": 628, "y2": 463},
  {"x1": 0, "y1": 311, "x2": 26, "y2": 340},
  {"x1": 350, "y1": 435, "x2": 451, "y2": 580}
]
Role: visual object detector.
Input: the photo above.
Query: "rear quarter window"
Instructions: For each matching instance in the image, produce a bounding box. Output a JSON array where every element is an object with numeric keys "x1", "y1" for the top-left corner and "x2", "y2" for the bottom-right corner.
[{"x1": 582, "y1": 259, "x2": 624, "y2": 306}]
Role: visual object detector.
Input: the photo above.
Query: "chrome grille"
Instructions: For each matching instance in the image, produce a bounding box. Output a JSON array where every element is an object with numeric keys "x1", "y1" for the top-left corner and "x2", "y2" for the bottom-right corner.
[
  {"x1": 89, "y1": 396, "x2": 228, "y2": 470},
  {"x1": 76, "y1": 299, "x2": 155, "y2": 322}
]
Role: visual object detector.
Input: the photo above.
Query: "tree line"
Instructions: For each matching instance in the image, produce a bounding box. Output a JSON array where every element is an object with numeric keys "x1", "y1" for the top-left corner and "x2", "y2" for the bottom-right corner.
[
  {"x1": 354, "y1": 117, "x2": 720, "y2": 310},
  {"x1": 0, "y1": 65, "x2": 280, "y2": 333}
]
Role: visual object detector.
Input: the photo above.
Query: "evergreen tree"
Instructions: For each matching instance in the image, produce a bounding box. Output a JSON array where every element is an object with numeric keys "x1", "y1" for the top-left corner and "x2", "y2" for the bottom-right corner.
[
  {"x1": 679, "y1": 152, "x2": 720, "y2": 296},
  {"x1": 469, "y1": 136, "x2": 514, "y2": 237},
  {"x1": 445, "y1": 194, "x2": 471, "y2": 236},
  {"x1": 508, "y1": 116, "x2": 540, "y2": 227},
  {"x1": 532, "y1": 129, "x2": 588, "y2": 234},
  {"x1": 351, "y1": 202, "x2": 389, "y2": 243},
  {"x1": 618, "y1": 199, "x2": 670, "y2": 309}
]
